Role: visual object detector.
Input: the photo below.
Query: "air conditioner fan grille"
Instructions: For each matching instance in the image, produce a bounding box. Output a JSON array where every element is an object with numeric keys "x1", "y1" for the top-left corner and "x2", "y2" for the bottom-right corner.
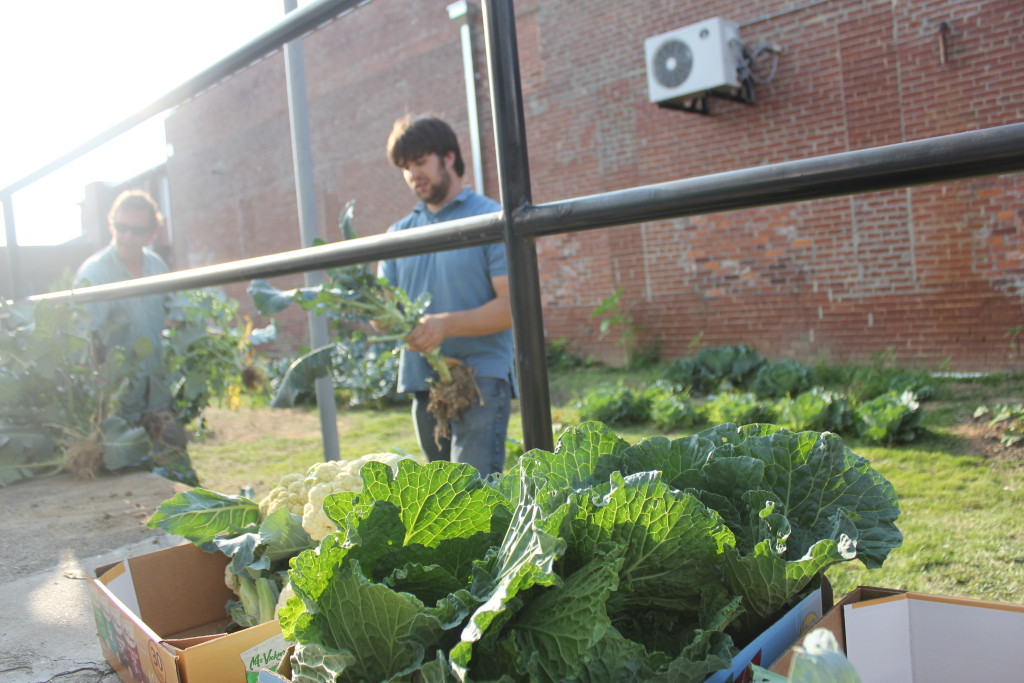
[{"x1": 652, "y1": 38, "x2": 693, "y2": 89}]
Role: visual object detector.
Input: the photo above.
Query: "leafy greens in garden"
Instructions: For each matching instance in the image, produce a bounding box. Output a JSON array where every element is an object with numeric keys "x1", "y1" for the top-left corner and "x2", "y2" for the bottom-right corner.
[
  {"x1": 0, "y1": 300, "x2": 152, "y2": 485},
  {"x1": 249, "y1": 201, "x2": 481, "y2": 443},
  {"x1": 278, "y1": 421, "x2": 902, "y2": 682}
]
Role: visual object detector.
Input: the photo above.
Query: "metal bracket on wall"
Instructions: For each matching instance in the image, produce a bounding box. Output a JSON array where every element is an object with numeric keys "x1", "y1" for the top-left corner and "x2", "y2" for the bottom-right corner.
[{"x1": 657, "y1": 80, "x2": 755, "y2": 116}]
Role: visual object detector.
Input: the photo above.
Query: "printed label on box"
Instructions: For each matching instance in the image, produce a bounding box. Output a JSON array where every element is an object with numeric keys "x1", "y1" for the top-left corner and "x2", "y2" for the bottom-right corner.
[
  {"x1": 240, "y1": 633, "x2": 291, "y2": 682},
  {"x1": 706, "y1": 588, "x2": 823, "y2": 683}
]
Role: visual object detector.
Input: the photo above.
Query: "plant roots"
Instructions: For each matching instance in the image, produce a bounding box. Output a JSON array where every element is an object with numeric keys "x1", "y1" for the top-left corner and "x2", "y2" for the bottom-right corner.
[
  {"x1": 427, "y1": 359, "x2": 482, "y2": 447},
  {"x1": 65, "y1": 438, "x2": 104, "y2": 480}
]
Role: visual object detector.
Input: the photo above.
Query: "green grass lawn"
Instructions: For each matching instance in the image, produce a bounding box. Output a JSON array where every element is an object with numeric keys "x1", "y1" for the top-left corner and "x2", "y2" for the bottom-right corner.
[
  {"x1": 825, "y1": 438, "x2": 1023, "y2": 603},
  {"x1": 188, "y1": 364, "x2": 1024, "y2": 605}
]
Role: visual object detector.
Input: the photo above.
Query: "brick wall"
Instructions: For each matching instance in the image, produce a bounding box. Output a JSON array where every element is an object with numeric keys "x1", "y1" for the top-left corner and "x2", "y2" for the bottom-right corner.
[{"x1": 164, "y1": 0, "x2": 1024, "y2": 370}]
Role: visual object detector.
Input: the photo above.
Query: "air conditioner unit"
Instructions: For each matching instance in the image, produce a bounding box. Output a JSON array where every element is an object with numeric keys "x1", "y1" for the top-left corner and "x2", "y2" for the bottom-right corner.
[{"x1": 645, "y1": 17, "x2": 741, "y2": 106}]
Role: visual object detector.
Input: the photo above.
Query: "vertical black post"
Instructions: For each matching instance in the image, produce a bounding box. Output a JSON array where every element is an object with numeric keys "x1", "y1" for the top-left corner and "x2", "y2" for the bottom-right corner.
[
  {"x1": 2, "y1": 193, "x2": 23, "y2": 300},
  {"x1": 481, "y1": 0, "x2": 554, "y2": 452}
]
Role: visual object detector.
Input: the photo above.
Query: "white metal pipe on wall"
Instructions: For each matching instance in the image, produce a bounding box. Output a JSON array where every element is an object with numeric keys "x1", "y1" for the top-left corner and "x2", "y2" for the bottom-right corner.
[{"x1": 448, "y1": 1, "x2": 485, "y2": 196}]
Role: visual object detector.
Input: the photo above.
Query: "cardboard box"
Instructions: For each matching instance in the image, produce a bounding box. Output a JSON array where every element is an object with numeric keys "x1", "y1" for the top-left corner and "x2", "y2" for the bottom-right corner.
[
  {"x1": 844, "y1": 592, "x2": 1024, "y2": 682},
  {"x1": 88, "y1": 542, "x2": 290, "y2": 683},
  {"x1": 705, "y1": 584, "x2": 828, "y2": 683},
  {"x1": 769, "y1": 585, "x2": 903, "y2": 674},
  {"x1": 769, "y1": 586, "x2": 1024, "y2": 682}
]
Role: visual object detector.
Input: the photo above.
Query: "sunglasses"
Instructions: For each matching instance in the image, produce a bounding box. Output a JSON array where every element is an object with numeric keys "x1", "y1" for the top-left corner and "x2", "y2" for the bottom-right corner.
[{"x1": 115, "y1": 222, "x2": 155, "y2": 236}]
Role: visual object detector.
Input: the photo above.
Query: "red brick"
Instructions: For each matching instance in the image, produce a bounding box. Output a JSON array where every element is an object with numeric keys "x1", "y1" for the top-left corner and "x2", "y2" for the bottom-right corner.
[{"x1": 161, "y1": 0, "x2": 1024, "y2": 372}]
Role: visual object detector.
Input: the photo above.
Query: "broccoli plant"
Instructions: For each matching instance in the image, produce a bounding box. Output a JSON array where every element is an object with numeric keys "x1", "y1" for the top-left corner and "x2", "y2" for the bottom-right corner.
[
  {"x1": 0, "y1": 300, "x2": 152, "y2": 485},
  {"x1": 164, "y1": 287, "x2": 274, "y2": 430},
  {"x1": 249, "y1": 201, "x2": 480, "y2": 445}
]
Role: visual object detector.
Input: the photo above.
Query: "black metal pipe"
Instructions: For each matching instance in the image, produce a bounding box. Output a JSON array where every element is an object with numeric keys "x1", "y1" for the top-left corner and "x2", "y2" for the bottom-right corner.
[
  {"x1": 24, "y1": 123, "x2": 1024, "y2": 307},
  {"x1": 27, "y1": 212, "x2": 504, "y2": 305},
  {"x1": 515, "y1": 123, "x2": 1024, "y2": 237},
  {"x1": 483, "y1": 0, "x2": 554, "y2": 453}
]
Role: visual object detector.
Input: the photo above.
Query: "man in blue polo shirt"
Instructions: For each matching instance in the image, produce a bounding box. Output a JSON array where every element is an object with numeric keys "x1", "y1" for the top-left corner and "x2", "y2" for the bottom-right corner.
[{"x1": 378, "y1": 114, "x2": 515, "y2": 476}]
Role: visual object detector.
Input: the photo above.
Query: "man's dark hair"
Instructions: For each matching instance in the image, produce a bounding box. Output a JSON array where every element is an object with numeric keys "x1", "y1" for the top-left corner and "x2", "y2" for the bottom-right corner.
[
  {"x1": 387, "y1": 115, "x2": 466, "y2": 177},
  {"x1": 107, "y1": 189, "x2": 162, "y2": 230}
]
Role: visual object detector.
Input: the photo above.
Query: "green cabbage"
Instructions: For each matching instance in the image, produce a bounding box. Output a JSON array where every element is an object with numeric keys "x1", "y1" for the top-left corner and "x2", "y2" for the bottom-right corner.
[{"x1": 279, "y1": 422, "x2": 901, "y2": 682}]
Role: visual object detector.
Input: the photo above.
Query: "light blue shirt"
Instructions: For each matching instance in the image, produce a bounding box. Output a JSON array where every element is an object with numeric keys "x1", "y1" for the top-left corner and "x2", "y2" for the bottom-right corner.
[
  {"x1": 379, "y1": 187, "x2": 515, "y2": 394},
  {"x1": 74, "y1": 244, "x2": 179, "y2": 415}
]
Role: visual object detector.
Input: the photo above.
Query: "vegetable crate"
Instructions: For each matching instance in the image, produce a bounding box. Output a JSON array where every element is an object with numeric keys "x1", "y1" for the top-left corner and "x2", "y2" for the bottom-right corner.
[
  {"x1": 773, "y1": 586, "x2": 1024, "y2": 682},
  {"x1": 88, "y1": 542, "x2": 288, "y2": 683}
]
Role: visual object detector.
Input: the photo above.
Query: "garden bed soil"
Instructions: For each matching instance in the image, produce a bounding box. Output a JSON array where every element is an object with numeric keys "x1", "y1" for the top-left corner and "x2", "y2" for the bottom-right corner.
[
  {"x1": 933, "y1": 389, "x2": 1024, "y2": 466},
  {"x1": 950, "y1": 419, "x2": 1024, "y2": 465}
]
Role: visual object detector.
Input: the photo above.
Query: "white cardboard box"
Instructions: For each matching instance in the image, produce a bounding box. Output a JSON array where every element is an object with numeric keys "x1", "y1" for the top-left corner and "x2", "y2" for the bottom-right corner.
[{"x1": 843, "y1": 592, "x2": 1024, "y2": 682}]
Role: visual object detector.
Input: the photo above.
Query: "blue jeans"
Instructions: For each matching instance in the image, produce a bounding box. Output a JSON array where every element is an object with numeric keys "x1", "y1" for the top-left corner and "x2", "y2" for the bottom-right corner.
[{"x1": 412, "y1": 377, "x2": 511, "y2": 477}]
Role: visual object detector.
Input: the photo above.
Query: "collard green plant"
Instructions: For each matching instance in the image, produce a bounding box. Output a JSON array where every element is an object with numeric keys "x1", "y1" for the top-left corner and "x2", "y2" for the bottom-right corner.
[
  {"x1": 575, "y1": 383, "x2": 650, "y2": 425},
  {"x1": 705, "y1": 391, "x2": 777, "y2": 426},
  {"x1": 661, "y1": 357, "x2": 720, "y2": 396},
  {"x1": 275, "y1": 421, "x2": 901, "y2": 682},
  {"x1": 694, "y1": 344, "x2": 765, "y2": 388},
  {"x1": 750, "y1": 359, "x2": 814, "y2": 399},
  {"x1": 642, "y1": 381, "x2": 705, "y2": 431},
  {"x1": 779, "y1": 388, "x2": 856, "y2": 434},
  {"x1": 856, "y1": 390, "x2": 924, "y2": 444},
  {"x1": 0, "y1": 301, "x2": 152, "y2": 484}
]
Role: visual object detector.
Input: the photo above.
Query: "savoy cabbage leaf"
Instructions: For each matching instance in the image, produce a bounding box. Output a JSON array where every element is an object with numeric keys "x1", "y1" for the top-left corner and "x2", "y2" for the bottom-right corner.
[{"x1": 276, "y1": 421, "x2": 901, "y2": 683}]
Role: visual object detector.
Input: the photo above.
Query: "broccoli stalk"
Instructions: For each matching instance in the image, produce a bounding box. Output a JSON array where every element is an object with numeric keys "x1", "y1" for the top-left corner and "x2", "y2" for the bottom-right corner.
[
  {"x1": 227, "y1": 569, "x2": 281, "y2": 628},
  {"x1": 249, "y1": 202, "x2": 481, "y2": 444}
]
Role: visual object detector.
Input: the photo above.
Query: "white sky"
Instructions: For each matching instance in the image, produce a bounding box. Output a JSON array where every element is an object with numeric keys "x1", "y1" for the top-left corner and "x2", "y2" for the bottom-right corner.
[{"x1": 0, "y1": 1, "x2": 314, "y2": 246}]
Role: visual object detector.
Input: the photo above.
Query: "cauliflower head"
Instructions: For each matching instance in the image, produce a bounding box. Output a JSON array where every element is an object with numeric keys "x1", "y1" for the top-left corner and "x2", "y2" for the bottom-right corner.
[
  {"x1": 300, "y1": 452, "x2": 419, "y2": 541},
  {"x1": 258, "y1": 455, "x2": 419, "y2": 542},
  {"x1": 258, "y1": 472, "x2": 306, "y2": 517}
]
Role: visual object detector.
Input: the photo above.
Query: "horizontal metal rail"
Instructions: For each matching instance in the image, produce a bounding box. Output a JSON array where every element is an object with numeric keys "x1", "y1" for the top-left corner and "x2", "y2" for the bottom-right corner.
[
  {"x1": 23, "y1": 122, "x2": 1024, "y2": 307},
  {"x1": 28, "y1": 211, "x2": 505, "y2": 305},
  {"x1": 0, "y1": 0, "x2": 364, "y2": 197},
  {"x1": 517, "y1": 123, "x2": 1024, "y2": 236}
]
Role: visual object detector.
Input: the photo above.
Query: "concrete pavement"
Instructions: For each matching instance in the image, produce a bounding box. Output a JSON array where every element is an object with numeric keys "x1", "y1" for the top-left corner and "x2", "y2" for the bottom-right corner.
[{"x1": 0, "y1": 471, "x2": 187, "y2": 683}]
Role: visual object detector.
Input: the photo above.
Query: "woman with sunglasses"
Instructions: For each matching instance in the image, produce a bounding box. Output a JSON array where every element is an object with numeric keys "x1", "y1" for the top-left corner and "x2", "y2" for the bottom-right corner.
[{"x1": 74, "y1": 190, "x2": 191, "y2": 475}]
